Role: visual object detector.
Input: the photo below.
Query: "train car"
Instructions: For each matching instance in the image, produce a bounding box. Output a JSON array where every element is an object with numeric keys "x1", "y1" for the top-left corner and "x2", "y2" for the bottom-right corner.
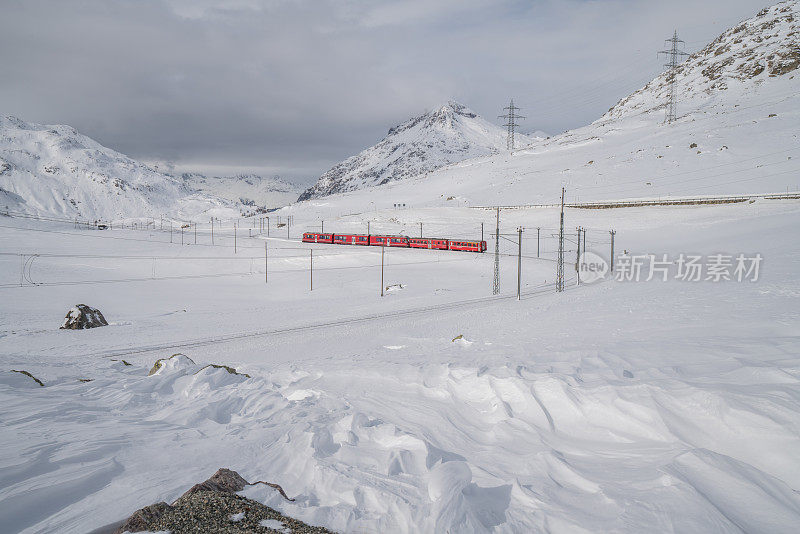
[
  {"x1": 370, "y1": 235, "x2": 410, "y2": 247},
  {"x1": 333, "y1": 234, "x2": 357, "y2": 245},
  {"x1": 334, "y1": 234, "x2": 373, "y2": 245},
  {"x1": 304, "y1": 230, "x2": 484, "y2": 253},
  {"x1": 408, "y1": 238, "x2": 449, "y2": 250},
  {"x1": 448, "y1": 240, "x2": 487, "y2": 253},
  {"x1": 302, "y1": 232, "x2": 334, "y2": 244}
]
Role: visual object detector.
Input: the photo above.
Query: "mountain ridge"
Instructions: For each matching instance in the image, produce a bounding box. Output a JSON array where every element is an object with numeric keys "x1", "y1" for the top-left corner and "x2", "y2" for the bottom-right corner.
[
  {"x1": 0, "y1": 115, "x2": 241, "y2": 221},
  {"x1": 298, "y1": 101, "x2": 535, "y2": 201}
]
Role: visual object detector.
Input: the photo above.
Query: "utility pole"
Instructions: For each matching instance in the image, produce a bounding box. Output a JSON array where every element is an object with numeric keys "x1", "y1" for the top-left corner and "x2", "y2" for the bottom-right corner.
[
  {"x1": 557, "y1": 188, "x2": 565, "y2": 292},
  {"x1": 499, "y1": 99, "x2": 525, "y2": 150},
  {"x1": 481, "y1": 222, "x2": 484, "y2": 242},
  {"x1": 582, "y1": 228, "x2": 586, "y2": 255},
  {"x1": 265, "y1": 242, "x2": 268, "y2": 284},
  {"x1": 267, "y1": 216, "x2": 270, "y2": 237},
  {"x1": 610, "y1": 230, "x2": 616, "y2": 271},
  {"x1": 194, "y1": 223, "x2": 197, "y2": 245},
  {"x1": 287, "y1": 217, "x2": 290, "y2": 240},
  {"x1": 234, "y1": 223, "x2": 237, "y2": 254},
  {"x1": 170, "y1": 222, "x2": 172, "y2": 243},
  {"x1": 659, "y1": 30, "x2": 689, "y2": 124},
  {"x1": 493, "y1": 207, "x2": 500, "y2": 295},
  {"x1": 321, "y1": 220, "x2": 324, "y2": 233},
  {"x1": 420, "y1": 222, "x2": 423, "y2": 238},
  {"x1": 310, "y1": 249, "x2": 313, "y2": 291},
  {"x1": 211, "y1": 218, "x2": 214, "y2": 245},
  {"x1": 367, "y1": 221, "x2": 370, "y2": 235},
  {"x1": 181, "y1": 225, "x2": 184, "y2": 245},
  {"x1": 576, "y1": 227, "x2": 581, "y2": 285},
  {"x1": 517, "y1": 227, "x2": 522, "y2": 300},
  {"x1": 537, "y1": 227, "x2": 540, "y2": 258},
  {"x1": 380, "y1": 246, "x2": 385, "y2": 297}
]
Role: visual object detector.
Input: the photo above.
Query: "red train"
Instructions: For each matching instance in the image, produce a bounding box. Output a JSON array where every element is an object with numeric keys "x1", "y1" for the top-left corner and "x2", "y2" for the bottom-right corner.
[{"x1": 302, "y1": 232, "x2": 487, "y2": 253}]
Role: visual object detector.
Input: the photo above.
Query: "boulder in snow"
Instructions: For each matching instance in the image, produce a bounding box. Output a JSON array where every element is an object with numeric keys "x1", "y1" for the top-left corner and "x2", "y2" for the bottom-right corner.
[{"x1": 60, "y1": 304, "x2": 108, "y2": 330}]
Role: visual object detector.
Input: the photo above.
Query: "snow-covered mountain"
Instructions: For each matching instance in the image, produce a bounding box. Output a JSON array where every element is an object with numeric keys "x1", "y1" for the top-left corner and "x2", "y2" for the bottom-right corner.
[
  {"x1": 0, "y1": 116, "x2": 240, "y2": 221},
  {"x1": 180, "y1": 172, "x2": 301, "y2": 209},
  {"x1": 284, "y1": 0, "x2": 799, "y2": 215},
  {"x1": 606, "y1": 0, "x2": 799, "y2": 121},
  {"x1": 298, "y1": 101, "x2": 533, "y2": 201}
]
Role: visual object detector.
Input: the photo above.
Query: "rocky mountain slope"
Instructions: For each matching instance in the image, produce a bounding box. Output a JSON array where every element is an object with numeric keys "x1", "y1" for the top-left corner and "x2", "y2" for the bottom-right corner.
[
  {"x1": 180, "y1": 172, "x2": 301, "y2": 210},
  {"x1": 605, "y1": 0, "x2": 799, "y2": 121},
  {"x1": 298, "y1": 101, "x2": 534, "y2": 201},
  {"x1": 0, "y1": 116, "x2": 240, "y2": 221}
]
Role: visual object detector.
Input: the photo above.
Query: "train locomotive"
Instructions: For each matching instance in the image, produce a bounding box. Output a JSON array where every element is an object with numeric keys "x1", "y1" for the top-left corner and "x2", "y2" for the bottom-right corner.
[{"x1": 302, "y1": 232, "x2": 487, "y2": 253}]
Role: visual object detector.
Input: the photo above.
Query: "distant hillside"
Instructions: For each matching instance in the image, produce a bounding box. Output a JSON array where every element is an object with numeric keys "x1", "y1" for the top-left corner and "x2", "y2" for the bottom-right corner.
[
  {"x1": 180, "y1": 173, "x2": 301, "y2": 209},
  {"x1": 298, "y1": 101, "x2": 533, "y2": 201},
  {"x1": 0, "y1": 116, "x2": 239, "y2": 221}
]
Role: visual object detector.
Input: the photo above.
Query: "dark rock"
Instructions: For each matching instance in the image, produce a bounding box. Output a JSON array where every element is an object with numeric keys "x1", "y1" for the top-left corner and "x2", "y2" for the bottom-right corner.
[
  {"x1": 11, "y1": 369, "x2": 44, "y2": 386},
  {"x1": 114, "y1": 501, "x2": 170, "y2": 533},
  {"x1": 60, "y1": 304, "x2": 108, "y2": 330},
  {"x1": 147, "y1": 491, "x2": 335, "y2": 534},
  {"x1": 113, "y1": 469, "x2": 335, "y2": 533},
  {"x1": 148, "y1": 353, "x2": 196, "y2": 376},
  {"x1": 196, "y1": 364, "x2": 251, "y2": 379},
  {"x1": 182, "y1": 468, "x2": 248, "y2": 497}
]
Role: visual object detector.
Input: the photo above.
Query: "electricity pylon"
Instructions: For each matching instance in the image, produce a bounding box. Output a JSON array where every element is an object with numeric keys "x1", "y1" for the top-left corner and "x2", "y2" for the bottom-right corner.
[
  {"x1": 499, "y1": 99, "x2": 525, "y2": 150},
  {"x1": 659, "y1": 30, "x2": 689, "y2": 124}
]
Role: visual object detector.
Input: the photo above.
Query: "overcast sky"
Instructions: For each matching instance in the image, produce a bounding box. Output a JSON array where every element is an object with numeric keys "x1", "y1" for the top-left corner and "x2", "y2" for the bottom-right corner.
[{"x1": 0, "y1": 0, "x2": 770, "y2": 185}]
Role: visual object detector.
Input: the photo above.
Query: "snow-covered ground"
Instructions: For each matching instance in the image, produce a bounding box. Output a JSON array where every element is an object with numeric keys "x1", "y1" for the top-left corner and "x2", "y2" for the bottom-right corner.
[{"x1": 1, "y1": 196, "x2": 799, "y2": 533}]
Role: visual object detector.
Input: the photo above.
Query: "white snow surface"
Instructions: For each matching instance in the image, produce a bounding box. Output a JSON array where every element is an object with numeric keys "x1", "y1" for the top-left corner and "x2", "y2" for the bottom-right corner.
[
  {"x1": 298, "y1": 101, "x2": 533, "y2": 200},
  {"x1": 1, "y1": 196, "x2": 800, "y2": 533},
  {"x1": 0, "y1": 116, "x2": 242, "y2": 222}
]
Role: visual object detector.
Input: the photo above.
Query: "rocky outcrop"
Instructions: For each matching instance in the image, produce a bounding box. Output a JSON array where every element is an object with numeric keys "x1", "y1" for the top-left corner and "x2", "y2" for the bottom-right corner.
[
  {"x1": 604, "y1": 0, "x2": 800, "y2": 121},
  {"x1": 182, "y1": 468, "x2": 248, "y2": 496},
  {"x1": 148, "y1": 353, "x2": 197, "y2": 376},
  {"x1": 114, "y1": 468, "x2": 334, "y2": 534},
  {"x1": 10, "y1": 369, "x2": 44, "y2": 387},
  {"x1": 59, "y1": 304, "x2": 108, "y2": 330},
  {"x1": 114, "y1": 501, "x2": 171, "y2": 533}
]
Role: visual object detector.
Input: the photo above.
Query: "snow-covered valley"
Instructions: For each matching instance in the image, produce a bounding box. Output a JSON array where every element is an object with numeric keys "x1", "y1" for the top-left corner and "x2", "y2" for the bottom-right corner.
[{"x1": 2, "y1": 196, "x2": 800, "y2": 533}]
